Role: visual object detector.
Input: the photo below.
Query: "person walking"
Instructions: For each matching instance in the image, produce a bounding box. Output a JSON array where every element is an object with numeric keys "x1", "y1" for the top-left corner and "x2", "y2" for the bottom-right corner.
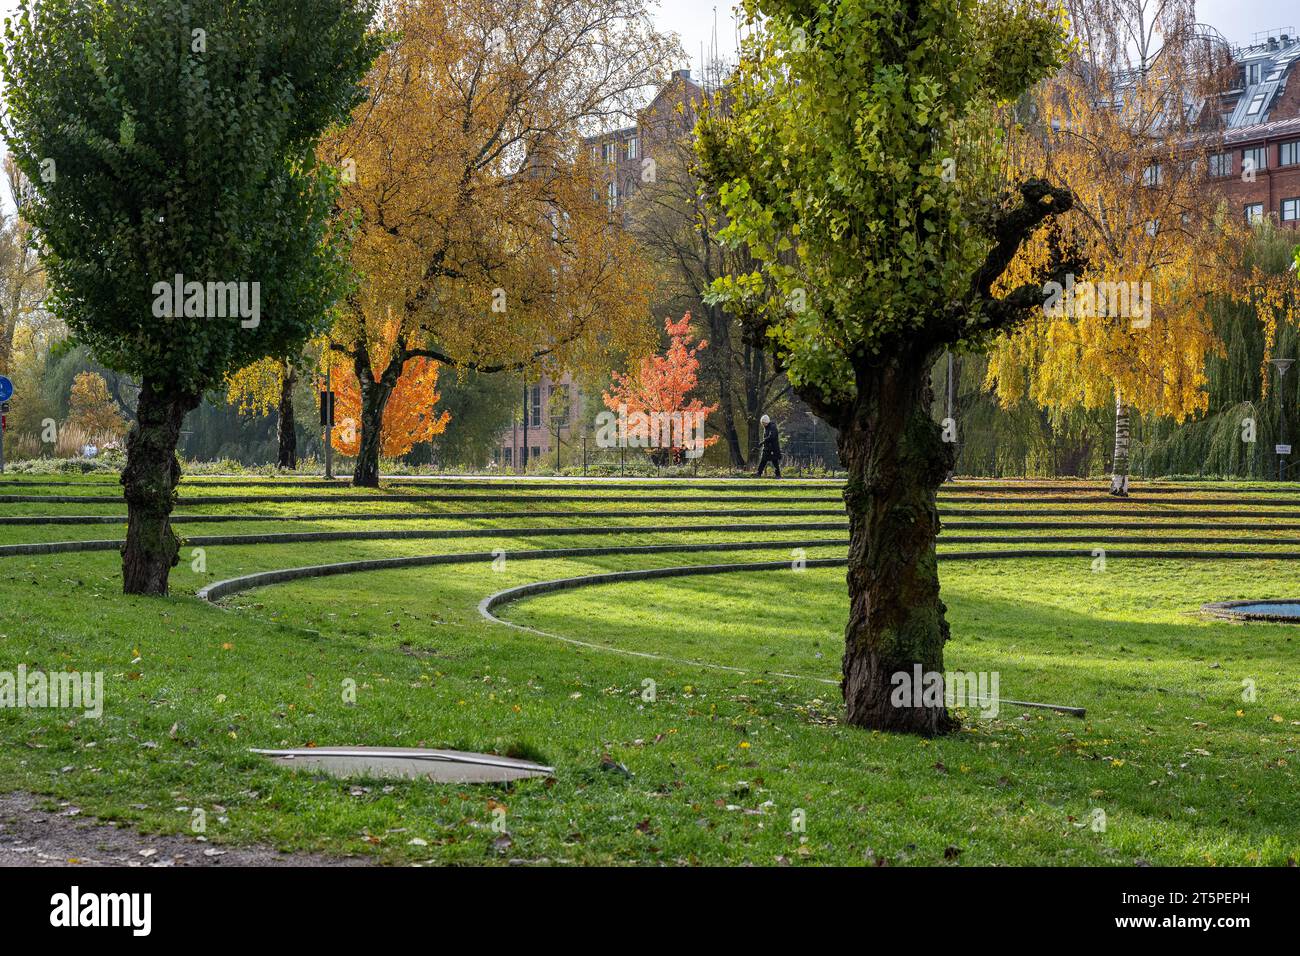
[{"x1": 757, "y1": 414, "x2": 782, "y2": 478}]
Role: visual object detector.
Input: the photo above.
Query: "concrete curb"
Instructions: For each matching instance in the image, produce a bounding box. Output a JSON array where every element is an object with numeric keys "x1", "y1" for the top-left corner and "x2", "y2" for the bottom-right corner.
[
  {"x1": 0, "y1": 492, "x2": 844, "y2": 506},
  {"x1": 477, "y1": 551, "x2": 1300, "y2": 623},
  {"x1": 196, "y1": 539, "x2": 851, "y2": 603},
  {"x1": 1200, "y1": 599, "x2": 1300, "y2": 623},
  {"x1": 0, "y1": 523, "x2": 853, "y2": 558},
  {"x1": 11, "y1": 526, "x2": 1300, "y2": 559},
  {"x1": 0, "y1": 506, "x2": 846, "y2": 527},
  {"x1": 195, "y1": 544, "x2": 1300, "y2": 605}
]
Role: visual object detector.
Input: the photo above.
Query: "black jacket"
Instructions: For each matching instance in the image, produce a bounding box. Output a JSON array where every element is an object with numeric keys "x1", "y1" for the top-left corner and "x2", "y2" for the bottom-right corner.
[{"x1": 761, "y1": 422, "x2": 781, "y2": 457}]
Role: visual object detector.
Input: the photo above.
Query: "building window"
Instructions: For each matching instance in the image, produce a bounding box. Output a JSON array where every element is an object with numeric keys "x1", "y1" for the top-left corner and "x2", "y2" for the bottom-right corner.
[
  {"x1": 531, "y1": 446, "x2": 540, "y2": 460},
  {"x1": 1245, "y1": 202, "x2": 1265, "y2": 224},
  {"x1": 1246, "y1": 92, "x2": 1267, "y2": 115},
  {"x1": 1282, "y1": 198, "x2": 1300, "y2": 222},
  {"x1": 590, "y1": 145, "x2": 598, "y2": 162},
  {"x1": 627, "y1": 136, "x2": 638, "y2": 159},
  {"x1": 503, "y1": 447, "x2": 513, "y2": 466},
  {"x1": 529, "y1": 384, "x2": 542, "y2": 427},
  {"x1": 1246, "y1": 62, "x2": 1263, "y2": 86},
  {"x1": 1281, "y1": 140, "x2": 1300, "y2": 167},
  {"x1": 1209, "y1": 152, "x2": 1233, "y2": 177},
  {"x1": 1141, "y1": 163, "x2": 1162, "y2": 187},
  {"x1": 602, "y1": 142, "x2": 614, "y2": 163},
  {"x1": 1242, "y1": 146, "x2": 1267, "y2": 174},
  {"x1": 607, "y1": 180, "x2": 618, "y2": 210}
]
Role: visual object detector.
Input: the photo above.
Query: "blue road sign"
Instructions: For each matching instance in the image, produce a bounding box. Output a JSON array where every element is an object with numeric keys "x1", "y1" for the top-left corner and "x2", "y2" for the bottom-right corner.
[{"x1": 0, "y1": 376, "x2": 12, "y2": 403}]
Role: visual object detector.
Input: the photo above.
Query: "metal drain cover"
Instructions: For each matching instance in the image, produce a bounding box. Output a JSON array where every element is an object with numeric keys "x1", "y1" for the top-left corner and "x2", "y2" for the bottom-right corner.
[{"x1": 251, "y1": 747, "x2": 554, "y2": 783}]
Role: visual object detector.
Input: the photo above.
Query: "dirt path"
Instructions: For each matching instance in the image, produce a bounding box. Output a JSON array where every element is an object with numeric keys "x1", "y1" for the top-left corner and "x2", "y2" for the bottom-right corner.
[{"x1": 0, "y1": 792, "x2": 367, "y2": 867}]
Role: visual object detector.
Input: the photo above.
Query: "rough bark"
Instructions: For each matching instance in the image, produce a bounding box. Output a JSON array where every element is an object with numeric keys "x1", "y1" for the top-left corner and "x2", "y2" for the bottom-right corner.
[
  {"x1": 1110, "y1": 393, "x2": 1130, "y2": 496},
  {"x1": 277, "y1": 361, "x2": 297, "y2": 470},
  {"x1": 837, "y1": 353, "x2": 959, "y2": 735},
  {"x1": 352, "y1": 349, "x2": 397, "y2": 488},
  {"x1": 120, "y1": 378, "x2": 198, "y2": 595}
]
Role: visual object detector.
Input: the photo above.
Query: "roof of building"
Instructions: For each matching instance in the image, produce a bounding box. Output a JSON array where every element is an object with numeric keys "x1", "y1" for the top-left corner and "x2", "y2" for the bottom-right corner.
[
  {"x1": 1223, "y1": 114, "x2": 1300, "y2": 145},
  {"x1": 1225, "y1": 32, "x2": 1300, "y2": 128}
]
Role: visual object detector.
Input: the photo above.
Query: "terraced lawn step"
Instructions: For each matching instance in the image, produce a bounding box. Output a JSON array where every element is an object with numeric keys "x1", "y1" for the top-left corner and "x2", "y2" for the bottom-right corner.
[
  {"x1": 0, "y1": 524, "x2": 853, "y2": 557},
  {"x1": 941, "y1": 508, "x2": 1300, "y2": 519},
  {"x1": 0, "y1": 506, "x2": 847, "y2": 526},
  {"x1": 195, "y1": 538, "x2": 851, "y2": 602},
  {"x1": 0, "y1": 492, "x2": 847, "y2": 505},
  {"x1": 939, "y1": 495, "x2": 1300, "y2": 506},
  {"x1": 944, "y1": 519, "x2": 1300, "y2": 530}
]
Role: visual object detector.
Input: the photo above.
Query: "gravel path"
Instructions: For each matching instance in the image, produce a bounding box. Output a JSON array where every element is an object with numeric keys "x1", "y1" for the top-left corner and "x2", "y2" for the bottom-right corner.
[{"x1": 0, "y1": 792, "x2": 366, "y2": 867}]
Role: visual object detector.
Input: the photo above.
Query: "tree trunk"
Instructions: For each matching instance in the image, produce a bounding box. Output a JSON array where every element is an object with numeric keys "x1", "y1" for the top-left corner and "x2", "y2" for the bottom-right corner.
[
  {"x1": 352, "y1": 347, "x2": 399, "y2": 488},
  {"x1": 352, "y1": 375, "x2": 392, "y2": 488},
  {"x1": 120, "y1": 378, "x2": 197, "y2": 595},
  {"x1": 743, "y1": 341, "x2": 762, "y2": 466},
  {"x1": 837, "y1": 355, "x2": 958, "y2": 735},
  {"x1": 277, "y1": 360, "x2": 297, "y2": 470},
  {"x1": 1110, "y1": 393, "x2": 1130, "y2": 496},
  {"x1": 706, "y1": 306, "x2": 746, "y2": 468}
]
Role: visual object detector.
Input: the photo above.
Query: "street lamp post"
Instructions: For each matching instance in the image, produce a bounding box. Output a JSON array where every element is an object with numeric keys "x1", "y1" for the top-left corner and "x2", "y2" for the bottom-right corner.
[
  {"x1": 1271, "y1": 358, "x2": 1294, "y2": 482},
  {"x1": 323, "y1": 364, "x2": 334, "y2": 481}
]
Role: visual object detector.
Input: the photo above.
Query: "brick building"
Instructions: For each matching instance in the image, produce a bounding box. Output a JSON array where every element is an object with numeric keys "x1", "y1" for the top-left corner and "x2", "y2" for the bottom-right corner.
[
  {"x1": 584, "y1": 68, "x2": 705, "y2": 218},
  {"x1": 492, "y1": 70, "x2": 707, "y2": 471},
  {"x1": 1205, "y1": 31, "x2": 1300, "y2": 226}
]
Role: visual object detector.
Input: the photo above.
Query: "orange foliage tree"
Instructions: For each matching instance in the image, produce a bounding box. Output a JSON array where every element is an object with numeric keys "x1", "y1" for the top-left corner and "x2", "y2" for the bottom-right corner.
[
  {"x1": 328, "y1": 322, "x2": 450, "y2": 458},
  {"x1": 602, "y1": 313, "x2": 718, "y2": 461}
]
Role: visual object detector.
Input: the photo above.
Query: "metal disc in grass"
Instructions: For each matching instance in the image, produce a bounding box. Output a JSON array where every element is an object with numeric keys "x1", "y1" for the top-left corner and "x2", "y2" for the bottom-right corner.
[{"x1": 251, "y1": 747, "x2": 554, "y2": 783}]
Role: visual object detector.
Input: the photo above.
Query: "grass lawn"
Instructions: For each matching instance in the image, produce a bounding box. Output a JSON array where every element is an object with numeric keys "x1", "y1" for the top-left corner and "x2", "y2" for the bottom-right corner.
[{"x1": 0, "y1": 475, "x2": 1297, "y2": 865}]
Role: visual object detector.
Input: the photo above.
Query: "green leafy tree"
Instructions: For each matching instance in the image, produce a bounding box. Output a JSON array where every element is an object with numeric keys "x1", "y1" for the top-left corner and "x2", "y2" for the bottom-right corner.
[
  {"x1": 698, "y1": 0, "x2": 1077, "y2": 733},
  {"x1": 1, "y1": 0, "x2": 379, "y2": 593}
]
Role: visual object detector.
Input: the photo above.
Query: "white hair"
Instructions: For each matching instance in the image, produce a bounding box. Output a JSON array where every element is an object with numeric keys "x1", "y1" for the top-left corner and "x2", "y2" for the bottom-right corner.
[{"x1": 760, "y1": 415, "x2": 770, "y2": 425}]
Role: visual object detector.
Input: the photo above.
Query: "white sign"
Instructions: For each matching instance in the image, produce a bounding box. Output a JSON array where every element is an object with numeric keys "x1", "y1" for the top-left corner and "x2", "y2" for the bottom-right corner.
[{"x1": 1276, "y1": 444, "x2": 1292, "y2": 455}]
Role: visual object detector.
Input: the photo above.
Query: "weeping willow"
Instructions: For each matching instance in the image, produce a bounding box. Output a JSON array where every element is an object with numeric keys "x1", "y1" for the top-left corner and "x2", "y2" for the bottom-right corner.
[
  {"x1": 1133, "y1": 227, "x2": 1300, "y2": 479},
  {"x1": 939, "y1": 228, "x2": 1298, "y2": 479}
]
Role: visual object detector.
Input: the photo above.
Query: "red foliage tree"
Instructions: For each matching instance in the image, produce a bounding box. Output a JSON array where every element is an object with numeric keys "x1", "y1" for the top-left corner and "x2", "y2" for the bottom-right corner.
[{"x1": 603, "y1": 313, "x2": 719, "y2": 462}]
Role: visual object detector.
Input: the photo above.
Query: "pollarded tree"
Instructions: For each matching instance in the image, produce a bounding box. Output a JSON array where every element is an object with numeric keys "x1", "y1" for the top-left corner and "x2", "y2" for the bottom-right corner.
[
  {"x1": 697, "y1": 0, "x2": 1077, "y2": 734},
  {"x1": 321, "y1": 0, "x2": 670, "y2": 486},
  {"x1": 1, "y1": 0, "x2": 380, "y2": 593}
]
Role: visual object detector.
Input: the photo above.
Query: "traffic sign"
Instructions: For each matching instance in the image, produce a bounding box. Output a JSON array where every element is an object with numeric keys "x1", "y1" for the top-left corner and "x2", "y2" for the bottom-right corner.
[{"x1": 0, "y1": 376, "x2": 12, "y2": 403}]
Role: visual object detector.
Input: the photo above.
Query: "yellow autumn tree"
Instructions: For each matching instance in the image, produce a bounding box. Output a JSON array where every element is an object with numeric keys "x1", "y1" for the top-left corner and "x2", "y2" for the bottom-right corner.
[
  {"x1": 67, "y1": 371, "x2": 126, "y2": 441},
  {"x1": 319, "y1": 0, "x2": 672, "y2": 485},
  {"x1": 988, "y1": 0, "x2": 1248, "y2": 494},
  {"x1": 225, "y1": 354, "x2": 303, "y2": 468}
]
